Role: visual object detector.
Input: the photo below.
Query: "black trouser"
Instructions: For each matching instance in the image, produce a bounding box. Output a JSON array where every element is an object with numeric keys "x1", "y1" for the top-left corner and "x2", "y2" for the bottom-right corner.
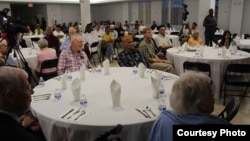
[{"x1": 205, "y1": 30, "x2": 215, "y2": 46}]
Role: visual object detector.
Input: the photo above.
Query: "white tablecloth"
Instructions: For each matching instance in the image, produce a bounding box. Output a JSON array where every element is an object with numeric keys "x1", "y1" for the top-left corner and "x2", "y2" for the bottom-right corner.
[
  {"x1": 14, "y1": 48, "x2": 39, "y2": 70},
  {"x1": 167, "y1": 47, "x2": 250, "y2": 99},
  {"x1": 235, "y1": 39, "x2": 250, "y2": 49},
  {"x1": 31, "y1": 67, "x2": 178, "y2": 141},
  {"x1": 135, "y1": 34, "x2": 180, "y2": 47},
  {"x1": 23, "y1": 35, "x2": 44, "y2": 47}
]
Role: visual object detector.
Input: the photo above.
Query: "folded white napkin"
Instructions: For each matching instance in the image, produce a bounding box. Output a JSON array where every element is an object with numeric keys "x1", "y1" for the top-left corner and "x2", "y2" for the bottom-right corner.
[
  {"x1": 79, "y1": 65, "x2": 86, "y2": 80},
  {"x1": 61, "y1": 73, "x2": 67, "y2": 90},
  {"x1": 181, "y1": 42, "x2": 187, "y2": 52},
  {"x1": 138, "y1": 63, "x2": 146, "y2": 78},
  {"x1": 199, "y1": 45, "x2": 205, "y2": 57},
  {"x1": 71, "y1": 78, "x2": 81, "y2": 101},
  {"x1": 222, "y1": 46, "x2": 227, "y2": 57},
  {"x1": 103, "y1": 59, "x2": 110, "y2": 75},
  {"x1": 110, "y1": 79, "x2": 121, "y2": 107},
  {"x1": 150, "y1": 71, "x2": 161, "y2": 98}
]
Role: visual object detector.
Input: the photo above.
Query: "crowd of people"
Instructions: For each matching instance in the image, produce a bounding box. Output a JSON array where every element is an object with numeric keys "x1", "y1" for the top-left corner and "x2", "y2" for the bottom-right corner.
[{"x1": 0, "y1": 8, "x2": 240, "y2": 141}]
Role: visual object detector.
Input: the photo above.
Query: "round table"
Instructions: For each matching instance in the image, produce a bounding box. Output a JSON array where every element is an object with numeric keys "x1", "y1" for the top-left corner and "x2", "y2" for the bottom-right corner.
[
  {"x1": 23, "y1": 35, "x2": 44, "y2": 47},
  {"x1": 31, "y1": 67, "x2": 178, "y2": 141},
  {"x1": 167, "y1": 47, "x2": 250, "y2": 99}
]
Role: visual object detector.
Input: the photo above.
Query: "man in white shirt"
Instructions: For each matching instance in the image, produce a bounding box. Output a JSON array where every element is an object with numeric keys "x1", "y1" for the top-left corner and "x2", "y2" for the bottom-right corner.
[
  {"x1": 53, "y1": 25, "x2": 65, "y2": 43},
  {"x1": 155, "y1": 25, "x2": 173, "y2": 57}
]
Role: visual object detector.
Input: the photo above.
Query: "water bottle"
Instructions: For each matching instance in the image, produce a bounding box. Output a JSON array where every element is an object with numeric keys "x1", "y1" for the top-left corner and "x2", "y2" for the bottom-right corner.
[
  {"x1": 54, "y1": 88, "x2": 62, "y2": 101},
  {"x1": 132, "y1": 66, "x2": 138, "y2": 75},
  {"x1": 158, "y1": 88, "x2": 166, "y2": 112},
  {"x1": 67, "y1": 70, "x2": 72, "y2": 81},
  {"x1": 79, "y1": 95, "x2": 88, "y2": 109},
  {"x1": 97, "y1": 65, "x2": 102, "y2": 73},
  {"x1": 38, "y1": 77, "x2": 45, "y2": 87}
]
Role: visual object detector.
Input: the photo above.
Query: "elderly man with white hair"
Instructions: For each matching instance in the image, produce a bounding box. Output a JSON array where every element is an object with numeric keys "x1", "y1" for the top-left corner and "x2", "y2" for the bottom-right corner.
[
  {"x1": 57, "y1": 34, "x2": 92, "y2": 75},
  {"x1": 148, "y1": 72, "x2": 230, "y2": 141}
]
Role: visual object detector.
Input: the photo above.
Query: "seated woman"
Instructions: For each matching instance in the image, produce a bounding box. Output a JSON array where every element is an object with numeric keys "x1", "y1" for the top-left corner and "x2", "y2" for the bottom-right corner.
[
  {"x1": 36, "y1": 39, "x2": 57, "y2": 75},
  {"x1": 187, "y1": 30, "x2": 203, "y2": 47},
  {"x1": 219, "y1": 30, "x2": 236, "y2": 49},
  {"x1": 148, "y1": 72, "x2": 230, "y2": 141}
]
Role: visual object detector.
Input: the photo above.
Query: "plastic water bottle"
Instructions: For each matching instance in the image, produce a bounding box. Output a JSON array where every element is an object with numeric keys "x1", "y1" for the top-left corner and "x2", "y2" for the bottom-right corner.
[
  {"x1": 97, "y1": 65, "x2": 102, "y2": 73},
  {"x1": 38, "y1": 77, "x2": 45, "y2": 87},
  {"x1": 158, "y1": 88, "x2": 166, "y2": 112},
  {"x1": 132, "y1": 66, "x2": 138, "y2": 75},
  {"x1": 79, "y1": 95, "x2": 88, "y2": 109},
  {"x1": 67, "y1": 70, "x2": 72, "y2": 81},
  {"x1": 54, "y1": 88, "x2": 62, "y2": 101}
]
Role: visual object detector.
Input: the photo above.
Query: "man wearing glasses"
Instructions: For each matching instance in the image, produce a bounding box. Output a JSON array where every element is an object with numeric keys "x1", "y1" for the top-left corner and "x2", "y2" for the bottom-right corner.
[
  {"x1": 0, "y1": 38, "x2": 17, "y2": 67},
  {"x1": 117, "y1": 35, "x2": 149, "y2": 67}
]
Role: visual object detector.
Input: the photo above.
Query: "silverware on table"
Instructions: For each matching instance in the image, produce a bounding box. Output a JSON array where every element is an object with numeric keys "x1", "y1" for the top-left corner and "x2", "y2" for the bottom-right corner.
[
  {"x1": 33, "y1": 94, "x2": 51, "y2": 98},
  {"x1": 135, "y1": 109, "x2": 149, "y2": 118},
  {"x1": 61, "y1": 109, "x2": 74, "y2": 119},
  {"x1": 142, "y1": 110, "x2": 151, "y2": 118},
  {"x1": 146, "y1": 106, "x2": 156, "y2": 117},
  {"x1": 74, "y1": 110, "x2": 86, "y2": 120},
  {"x1": 67, "y1": 109, "x2": 80, "y2": 119}
]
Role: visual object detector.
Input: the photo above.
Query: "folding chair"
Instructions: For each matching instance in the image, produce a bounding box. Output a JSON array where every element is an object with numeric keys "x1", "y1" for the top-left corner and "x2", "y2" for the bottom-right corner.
[
  {"x1": 218, "y1": 96, "x2": 240, "y2": 121},
  {"x1": 94, "y1": 124, "x2": 123, "y2": 141},
  {"x1": 90, "y1": 41, "x2": 101, "y2": 66},
  {"x1": 39, "y1": 58, "x2": 58, "y2": 81},
  {"x1": 220, "y1": 63, "x2": 250, "y2": 105},
  {"x1": 31, "y1": 37, "x2": 40, "y2": 48},
  {"x1": 183, "y1": 61, "x2": 211, "y2": 77}
]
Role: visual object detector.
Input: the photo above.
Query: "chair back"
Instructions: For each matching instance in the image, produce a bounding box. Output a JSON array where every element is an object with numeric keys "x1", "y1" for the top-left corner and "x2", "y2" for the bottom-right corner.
[
  {"x1": 94, "y1": 124, "x2": 123, "y2": 141},
  {"x1": 40, "y1": 58, "x2": 58, "y2": 80},
  {"x1": 183, "y1": 61, "x2": 211, "y2": 77},
  {"x1": 226, "y1": 64, "x2": 250, "y2": 74},
  {"x1": 91, "y1": 41, "x2": 99, "y2": 48},
  {"x1": 218, "y1": 97, "x2": 240, "y2": 121},
  {"x1": 170, "y1": 31, "x2": 180, "y2": 36}
]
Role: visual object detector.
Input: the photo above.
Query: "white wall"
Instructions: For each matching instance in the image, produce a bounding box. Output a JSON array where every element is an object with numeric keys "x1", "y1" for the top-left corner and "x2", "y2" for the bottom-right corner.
[
  {"x1": 217, "y1": 0, "x2": 231, "y2": 30},
  {"x1": 91, "y1": 3, "x2": 123, "y2": 23},
  {"x1": 0, "y1": 2, "x2": 11, "y2": 16},
  {"x1": 229, "y1": 0, "x2": 244, "y2": 35},
  {"x1": 130, "y1": 2, "x2": 139, "y2": 23},
  {"x1": 151, "y1": 0, "x2": 162, "y2": 25},
  {"x1": 241, "y1": 0, "x2": 250, "y2": 35}
]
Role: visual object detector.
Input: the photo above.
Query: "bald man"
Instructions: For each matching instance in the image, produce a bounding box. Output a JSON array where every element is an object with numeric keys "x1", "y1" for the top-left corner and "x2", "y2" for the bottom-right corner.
[
  {"x1": 59, "y1": 27, "x2": 77, "y2": 51},
  {"x1": 117, "y1": 35, "x2": 149, "y2": 67}
]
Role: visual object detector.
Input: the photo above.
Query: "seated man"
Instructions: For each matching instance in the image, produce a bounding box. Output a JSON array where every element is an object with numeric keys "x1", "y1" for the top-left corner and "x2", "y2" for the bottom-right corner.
[
  {"x1": 0, "y1": 38, "x2": 17, "y2": 67},
  {"x1": 44, "y1": 26, "x2": 60, "y2": 56},
  {"x1": 60, "y1": 27, "x2": 77, "y2": 51},
  {"x1": 57, "y1": 34, "x2": 92, "y2": 75},
  {"x1": 0, "y1": 66, "x2": 45, "y2": 140},
  {"x1": 53, "y1": 24, "x2": 65, "y2": 43},
  {"x1": 148, "y1": 72, "x2": 230, "y2": 141},
  {"x1": 187, "y1": 30, "x2": 203, "y2": 47},
  {"x1": 34, "y1": 24, "x2": 44, "y2": 35},
  {"x1": 155, "y1": 25, "x2": 173, "y2": 57},
  {"x1": 138, "y1": 27, "x2": 175, "y2": 74},
  {"x1": 117, "y1": 35, "x2": 149, "y2": 68},
  {"x1": 101, "y1": 25, "x2": 114, "y2": 62}
]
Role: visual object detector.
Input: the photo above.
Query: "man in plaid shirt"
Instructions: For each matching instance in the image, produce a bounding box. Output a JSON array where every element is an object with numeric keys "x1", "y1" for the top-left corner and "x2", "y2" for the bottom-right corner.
[{"x1": 57, "y1": 34, "x2": 92, "y2": 75}]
